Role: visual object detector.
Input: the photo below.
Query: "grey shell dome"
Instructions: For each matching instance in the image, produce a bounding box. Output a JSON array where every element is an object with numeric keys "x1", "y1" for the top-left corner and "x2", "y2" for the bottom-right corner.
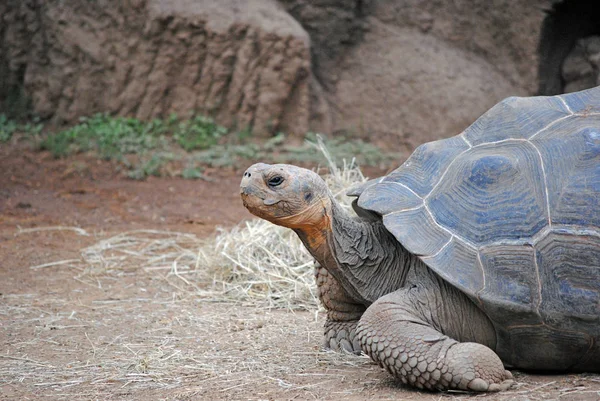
[{"x1": 353, "y1": 87, "x2": 600, "y2": 369}]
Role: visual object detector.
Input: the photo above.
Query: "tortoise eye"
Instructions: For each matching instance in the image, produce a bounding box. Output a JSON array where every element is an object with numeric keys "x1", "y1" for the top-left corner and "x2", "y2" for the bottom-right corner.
[{"x1": 268, "y1": 176, "x2": 284, "y2": 187}]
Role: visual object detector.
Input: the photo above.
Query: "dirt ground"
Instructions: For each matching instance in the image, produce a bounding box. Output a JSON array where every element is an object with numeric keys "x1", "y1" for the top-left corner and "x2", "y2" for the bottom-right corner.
[{"x1": 1, "y1": 143, "x2": 600, "y2": 401}]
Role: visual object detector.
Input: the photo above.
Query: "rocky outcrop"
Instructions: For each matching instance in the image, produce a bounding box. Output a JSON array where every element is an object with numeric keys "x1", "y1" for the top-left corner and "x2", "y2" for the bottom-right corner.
[
  {"x1": 1, "y1": 0, "x2": 311, "y2": 136},
  {"x1": 0, "y1": 0, "x2": 36, "y2": 118},
  {"x1": 328, "y1": 21, "x2": 522, "y2": 150},
  {"x1": 368, "y1": 0, "x2": 550, "y2": 94},
  {"x1": 561, "y1": 36, "x2": 600, "y2": 93},
  {"x1": 293, "y1": 0, "x2": 549, "y2": 147},
  {"x1": 277, "y1": 0, "x2": 368, "y2": 90}
]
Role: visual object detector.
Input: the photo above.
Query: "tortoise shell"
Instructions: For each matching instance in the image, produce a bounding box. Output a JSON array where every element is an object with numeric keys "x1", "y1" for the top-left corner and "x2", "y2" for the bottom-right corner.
[{"x1": 354, "y1": 87, "x2": 600, "y2": 369}]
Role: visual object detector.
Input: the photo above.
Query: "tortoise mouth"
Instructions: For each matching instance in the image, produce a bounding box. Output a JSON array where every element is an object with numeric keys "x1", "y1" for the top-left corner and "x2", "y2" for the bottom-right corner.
[
  {"x1": 240, "y1": 189, "x2": 265, "y2": 215},
  {"x1": 240, "y1": 192, "x2": 250, "y2": 208}
]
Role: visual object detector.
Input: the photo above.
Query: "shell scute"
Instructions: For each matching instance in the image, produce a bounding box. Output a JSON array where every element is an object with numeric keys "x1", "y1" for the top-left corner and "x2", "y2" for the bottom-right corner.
[
  {"x1": 382, "y1": 207, "x2": 451, "y2": 256},
  {"x1": 463, "y1": 95, "x2": 571, "y2": 146},
  {"x1": 531, "y1": 115, "x2": 600, "y2": 228},
  {"x1": 560, "y1": 88, "x2": 600, "y2": 114},
  {"x1": 382, "y1": 135, "x2": 469, "y2": 199},
  {"x1": 421, "y1": 238, "x2": 482, "y2": 295},
  {"x1": 357, "y1": 181, "x2": 421, "y2": 215},
  {"x1": 425, "y1": 141, "x2": 548, "y2": 246},
  {"x1": 536, "y1": 231, "x2": 600, "y2": 327},
  {"x1": 477, "y1": 244, "x2": 541, "y2": 326}
]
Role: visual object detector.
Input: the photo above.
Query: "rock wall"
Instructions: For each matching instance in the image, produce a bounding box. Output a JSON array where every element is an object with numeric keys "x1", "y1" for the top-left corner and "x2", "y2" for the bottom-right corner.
[
  {"x1": 537, "y1": 0, "x2": 600, "y2": 95},
  {"x1": 2, "y1": 0, "x2": 580, "y2": 151},
  {"x1": 283, "y1": 0, "x2": 552, "y2": 148},
  {"x1": 328, "y1": 22, "x2": 522, "y2": 150},
  {"x1": 369, "y1": 0, "x2": 550, "y2": 93},
  {"x1": 1, "y1": 0, "x2": 311, "y2": 136},
  {"x1": 0, "y1": 0, "x2": 36, "y2": 118},
  {"x1": 562, "y1": 35, "x2": 600, "y2": 93}
]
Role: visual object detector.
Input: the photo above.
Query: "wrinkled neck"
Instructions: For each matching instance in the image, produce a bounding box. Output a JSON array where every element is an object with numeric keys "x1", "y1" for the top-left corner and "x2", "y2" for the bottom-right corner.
[
  {"x1": 329, "y1": 202, "x2": 416, "y2": 303},
  {"x1": 296, "y1": 200, "x2": 416, "y2": 305}
]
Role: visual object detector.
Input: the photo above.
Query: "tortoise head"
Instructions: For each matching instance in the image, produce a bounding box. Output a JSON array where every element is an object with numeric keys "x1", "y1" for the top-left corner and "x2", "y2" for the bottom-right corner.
[{"x1": 240, "y1": 163, "x2": 333, "y2": 232}]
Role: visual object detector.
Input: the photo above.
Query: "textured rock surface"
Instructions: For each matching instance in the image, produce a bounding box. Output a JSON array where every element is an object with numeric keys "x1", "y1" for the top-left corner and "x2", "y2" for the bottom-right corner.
[
  {"x1": 309, "y1": 0, "x2": 550, "y2": 148},
  {"x1": 369, "y1": 0, "x2": 550, "y2": 94},
  {"x1": 328, "y1": 21, "x2": 522, "y2": 150},
  {"x1": 562, "y1": 36, "x2": 600, "y2": 93},
  {"x1": 0, "y1": 0, "x2": 311, "y2": 136}
]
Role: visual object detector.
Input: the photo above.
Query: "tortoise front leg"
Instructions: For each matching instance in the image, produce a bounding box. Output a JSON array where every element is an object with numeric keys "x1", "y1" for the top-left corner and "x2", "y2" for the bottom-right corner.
[
  {"x1": 356, "y1": 288, "x2": 514, "y2": 391},
  {"x1": 315, "y1": 263, "x2": 366, "y2": 353}
]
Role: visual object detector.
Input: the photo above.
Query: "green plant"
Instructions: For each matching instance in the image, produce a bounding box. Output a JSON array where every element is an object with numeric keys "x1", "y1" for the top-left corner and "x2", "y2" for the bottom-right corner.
[
  {"x1": 21, "y1": 119, "x2": 44, "y2": 137},
  {"x1": 181, "y1": 166, "x2": 204, "y2": 179},
  {"x1": 174, "y1": 116, "x2": 227, "y2": 151},
  {"x1": 40, "y1": 113, "x2": 169, "y2": 159},
  {"x1": 28, "y1": 111, "x2": 397, "y2": 180},
  {"x1": 192, "y1": 143, "x2": 261, "y2": 167},
  {"x1": 298, "y1": 132, "x2": 398, "y2": 167},
  {"x1": 236, "y1": 125, "x2": 253, "y2": 141},
  {"x1": 127, "y1": 153, "x2": 173, "y2": 180},
  {"x1": 0, "y1": 114, "x2": 18, "y2": 142},
  {"x1": 40, "y1": 130, "x2": 75, "y2": 157}
]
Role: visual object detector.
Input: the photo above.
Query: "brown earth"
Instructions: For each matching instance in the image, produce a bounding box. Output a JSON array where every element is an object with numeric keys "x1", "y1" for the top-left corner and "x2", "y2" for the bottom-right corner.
[{"x1": 1, "y1": 143, "x2": 600, "y2": 400}]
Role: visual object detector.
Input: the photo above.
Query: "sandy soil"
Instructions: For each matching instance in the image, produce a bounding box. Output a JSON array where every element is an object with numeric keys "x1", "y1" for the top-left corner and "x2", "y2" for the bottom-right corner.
[{"x1": 1, "y1": 143, "x2": 599, "y2": 401}]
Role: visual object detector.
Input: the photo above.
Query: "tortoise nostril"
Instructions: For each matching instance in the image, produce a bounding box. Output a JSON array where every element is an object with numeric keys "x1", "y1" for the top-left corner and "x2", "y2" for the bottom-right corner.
[{"x1": 243, "y1": 171, "x2": 251, "y2": 177}]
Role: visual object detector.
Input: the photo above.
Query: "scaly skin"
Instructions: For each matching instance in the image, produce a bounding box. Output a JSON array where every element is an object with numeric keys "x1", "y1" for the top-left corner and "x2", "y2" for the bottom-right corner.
[
  {"x1": 356, "y1": 272, "x2": 514, "y2": 392},
  {"x1": 315, "y1": 262, "x2": 364, "y2": 353},
  {"x1": 357, "y1": 304, "x2": 513, "y2": 391}
]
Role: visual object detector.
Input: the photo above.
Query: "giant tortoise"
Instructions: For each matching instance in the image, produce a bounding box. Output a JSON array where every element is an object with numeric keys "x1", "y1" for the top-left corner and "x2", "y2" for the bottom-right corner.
[{"x1": 239, "y1": 87, "x2": 600, "y2": 392}]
